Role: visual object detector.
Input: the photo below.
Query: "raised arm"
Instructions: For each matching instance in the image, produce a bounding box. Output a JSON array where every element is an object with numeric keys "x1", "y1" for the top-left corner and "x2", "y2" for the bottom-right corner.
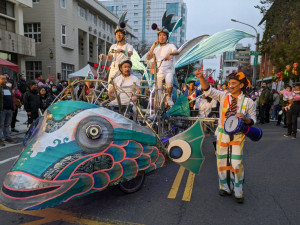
[{"x1": 147, "y1": 41, "x2": 159, "y2": 60}]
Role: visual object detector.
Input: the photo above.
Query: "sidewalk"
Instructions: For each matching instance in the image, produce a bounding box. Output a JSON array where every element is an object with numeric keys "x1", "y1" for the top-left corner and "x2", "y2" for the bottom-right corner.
[{"x1": 0, "y1": 108, "x2": 28, "y2": 149}]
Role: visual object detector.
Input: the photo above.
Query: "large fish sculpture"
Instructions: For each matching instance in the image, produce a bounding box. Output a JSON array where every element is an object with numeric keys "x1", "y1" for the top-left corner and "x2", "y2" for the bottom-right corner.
[{"x1": 0, "y1": 101, "x2": 204, "y2": 210}]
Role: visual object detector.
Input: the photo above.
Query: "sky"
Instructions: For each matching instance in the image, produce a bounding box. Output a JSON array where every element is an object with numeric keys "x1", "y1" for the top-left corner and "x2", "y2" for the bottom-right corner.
[{"x1": 183, "y1": 0, "x2": 265, "y2": 77}]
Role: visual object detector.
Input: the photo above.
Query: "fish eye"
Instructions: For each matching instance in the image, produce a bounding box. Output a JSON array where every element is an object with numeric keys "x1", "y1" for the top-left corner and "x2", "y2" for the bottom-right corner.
[
  {"x1": 86, "y1": 124, "x2": 102, "y2": 140},
  {"x1": 167, "y1": 140, "x2": 191, "y2": 163},
  {"x1": 75, "y1": 116, "x2": 113, "y2": 153}
]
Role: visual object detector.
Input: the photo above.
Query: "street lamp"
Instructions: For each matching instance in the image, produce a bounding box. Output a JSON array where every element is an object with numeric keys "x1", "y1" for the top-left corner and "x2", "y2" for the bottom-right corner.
[{"x1": 231, "y1": 19, "x2": 260, "y2": 86}]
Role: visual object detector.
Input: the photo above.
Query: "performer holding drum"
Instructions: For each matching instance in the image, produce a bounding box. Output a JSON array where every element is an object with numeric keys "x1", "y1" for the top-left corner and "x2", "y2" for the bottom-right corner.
[{"x1": 195, "y1": 69, "x2": 257, "y2": 203}]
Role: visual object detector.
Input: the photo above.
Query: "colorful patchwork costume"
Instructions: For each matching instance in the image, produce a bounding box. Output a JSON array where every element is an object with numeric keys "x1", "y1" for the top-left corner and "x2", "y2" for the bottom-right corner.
[{"x1": 204, "y1": 86, "x2": 256, "y2": 198}]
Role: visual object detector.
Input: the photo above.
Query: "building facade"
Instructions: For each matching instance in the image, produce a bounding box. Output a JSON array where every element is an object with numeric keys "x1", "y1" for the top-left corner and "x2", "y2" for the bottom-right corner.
[
  {"x1": 221, "y1": 43, "x2": 251, "y2": 82},
  {"x1": 0, "y1": 0, "x2": 35, "y2": 77},
  {"x1": 23, "y1": 0, "x2": 134, "y2": 81},
  {"x1": 101, "y1": 0, "x2": 187, "y2": 47}
]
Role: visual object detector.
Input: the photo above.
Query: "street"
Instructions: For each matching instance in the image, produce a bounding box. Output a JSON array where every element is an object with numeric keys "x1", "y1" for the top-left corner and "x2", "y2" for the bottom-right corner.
[{"x1": 0, "y1": 121, "x2": 299, "y2": 225}]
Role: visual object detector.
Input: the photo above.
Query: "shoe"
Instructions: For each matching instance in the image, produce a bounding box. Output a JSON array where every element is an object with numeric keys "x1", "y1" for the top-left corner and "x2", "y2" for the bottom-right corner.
[
  {"x1": 11, "y1": 128, "x2": 19, "y2": 133},
  {"x1": 16, "y1": 119, "x2": 20, "y2": 122},
  {"x1": 0, "y1": 140, "x2": 5, "y2": 146},
  {"x1": 291, "y1": 134, "x2": 296, "y2": 139},
  {"x1": 5, "y1": 138, "x2": 15, "y2": 143},
  {"x1": 283, "y1": 133, "x2": 291, "y2": 137},
  {"x1": 235, "y1": 196, "x2": 244, "y2": 204},
  {"x1": 219, "y1": 190, "x2": 232, "y2": 196}
]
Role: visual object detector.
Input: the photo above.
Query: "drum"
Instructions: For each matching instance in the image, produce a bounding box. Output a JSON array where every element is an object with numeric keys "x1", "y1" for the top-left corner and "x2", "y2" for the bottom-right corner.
[{"x1": 224, "y1": 115, "x2": 263, "y2": 142}]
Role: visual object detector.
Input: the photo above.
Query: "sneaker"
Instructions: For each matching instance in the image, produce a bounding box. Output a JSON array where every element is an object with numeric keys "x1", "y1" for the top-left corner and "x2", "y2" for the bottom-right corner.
[
  {"x1": 235, "y1": 196, "x2": 244, "y2": 204},
  {"x1": 291, "y1": 134, "x2": 296, "y2": 139},
  {"x1": 11, "y1": 128, "x2": 19, "y2": 133},
  {"x1": 283, "y1": 133, "x2": 291, "y2": 137},
  {"x1": 5, "y1": 138, "x2": 15, "y2": 143},
  {"x1": 219, "y1": 190, "x2": 232, "y2": 196},
  {"x1": 0, "y1": 140, "x2": 5, "y2": 146}
]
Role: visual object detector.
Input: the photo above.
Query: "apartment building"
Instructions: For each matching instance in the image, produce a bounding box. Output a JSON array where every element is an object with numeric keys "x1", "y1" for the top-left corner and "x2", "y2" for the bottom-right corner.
[
  {"x1": 23, "y1": 0, "x2": 134, "y2": 81},
  {"x1": 0, "y1": 0, "x2": 35, "y2": 77},
  {"x1": 102, "y1": 0, "x2": 187, "y2": 47}
]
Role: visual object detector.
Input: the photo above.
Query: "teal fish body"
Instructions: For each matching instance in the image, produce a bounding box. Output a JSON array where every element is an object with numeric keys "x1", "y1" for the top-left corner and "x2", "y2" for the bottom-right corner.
[{"x1": 0, "y1": 101, "x2": 165, "y2": 210}]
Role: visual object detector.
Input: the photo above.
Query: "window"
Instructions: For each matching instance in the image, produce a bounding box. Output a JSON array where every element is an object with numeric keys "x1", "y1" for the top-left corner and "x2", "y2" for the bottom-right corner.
[
  {"x1": 24, "y1": 23, "x2": 41, "y2": 42},
  {"x1": 78, "y1": 5, "x2": 86, "y2": 19},
  {"x1": 134, "y1": 21, "x2": 138, "y2": 24},
  {"x1": 61, "y1": 25, "x2": 67, "y2": 45},
  {"x1": 0, "y1": 17, "x2": 15, "y2": 32},
  {"x1": 134, "y1": 13, "x2": 138, "y2": 16},
  {"x1": 32, "y1": 0, "x2": 40, "y2": 3},
  {"x1": 26, "y1": 61, "x2": 42, "y2": 81},
  {"x1": 166, "y1": 3, "x2": 179, "y2": 16},
  {"x1": 98, "y1": 17, "x2": 103, "y2": 29},
  {"x1": 106, "y1": 6, "x2": 114, "y2": 11},
  {"x1": 134, "y1": 5, "x2": 138, "y2": 8},
  {"x1": 61, "y1": 63, "x2": 74, "y2": 80},
  {"x1": 0, "y1": 1, "x2": 14, "y2": 17},
  {"x1": 106, "y1": 23, "x2": 111, "y2": 33},
  {"x1": 133, "y1": 29, "x2": 138, "y2": 32},
  {"x1": 60, "y1": 0, "x2": 66, "y2": 8},
  {"x1": 89, "y1": 12, "x2": 96, "y2": 25},
  {"x1": 89, "y1": 41, "x2": 93, "y2": 58},
  {"x1": 122, "y1": 5, "x2": 127, "y2": 9}
]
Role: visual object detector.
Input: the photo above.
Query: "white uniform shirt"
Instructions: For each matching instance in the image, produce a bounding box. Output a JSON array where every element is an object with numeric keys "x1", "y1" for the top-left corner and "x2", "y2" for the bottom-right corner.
[
  {"x1": 153, "y1": 43, "x2": 177, "y2": 77},
  {"x1": 204, "y1": 86, "x2": 257, "y2": 126},
  {"x1": 110, "y1": 74, "x2": 140, "y2": 105},
  {"x1": 109, "y1": 43, "x2": 133, "y2": 67},
  {"x1": 198, "y1": 98, "x2": 214, "y2": 117}
]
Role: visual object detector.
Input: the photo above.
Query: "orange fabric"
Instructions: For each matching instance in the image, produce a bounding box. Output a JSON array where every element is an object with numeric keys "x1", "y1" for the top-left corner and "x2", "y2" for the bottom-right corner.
[
  {"x1": 217, "y1": 140, "x2": 242, "y2": 147},
  {"x1": 218, "y1": 166, "x2": 244, "y2": 174},
  {"x1": 221, "y1": 95, "x2": 229, "y2": 127}
]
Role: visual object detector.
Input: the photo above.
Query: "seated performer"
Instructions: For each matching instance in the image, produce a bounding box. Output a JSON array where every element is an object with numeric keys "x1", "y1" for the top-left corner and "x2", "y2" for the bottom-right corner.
[
  {"x1": 146, "y1": 26, "x2": 179, "y2": 106},
  {"x1": 99, "y1": 15, "x2": 133, "y2": 84},
  {"x1": 195, "y1": 70, "x2": 256, "y2": 204},
  {"x1": 108, "y1": 60, "x2": 141, "y2": 119}
]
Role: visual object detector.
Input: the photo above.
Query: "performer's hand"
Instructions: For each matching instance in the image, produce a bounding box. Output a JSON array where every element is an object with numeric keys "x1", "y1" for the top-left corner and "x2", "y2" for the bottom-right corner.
[
  {"x1": 99, "y1": 54, "x2": 107, "y2": 60},
  {"x1": 116, "y1": 49, "x2": 124, "y2": 54},
  {"x1": 235, "y1": 113, "x2": 246, "y2": 121},
  {"x1": 195, "y1": 68, "x2": 204, "y2": 78},
  {"x1": 153, "y1": 40, "x2": 159, "y2": 48}
]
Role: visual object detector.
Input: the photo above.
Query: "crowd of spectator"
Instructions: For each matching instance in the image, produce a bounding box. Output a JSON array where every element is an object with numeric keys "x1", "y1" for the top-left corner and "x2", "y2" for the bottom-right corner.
[{"x1": 0, "y1": 73, "x2": 68, "y2": 146}]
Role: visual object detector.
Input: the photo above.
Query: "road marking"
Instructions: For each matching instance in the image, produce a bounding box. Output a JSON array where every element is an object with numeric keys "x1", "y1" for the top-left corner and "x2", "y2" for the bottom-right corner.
[
  {"x1": 0, "y1": 142, "x2": 22, "y2": 150},
  {"x1": 168, "y1": 166, "x2": 185, "y2": 199},
  {"x1": 0, "y1": 155, "x2": 18, "y2": 165},
  {"x1": 182, "y1": 171, "x2": 196, "y2": 202},
  {"x1": 0, "y1": 204, "x2": 143, "y2": 225}
]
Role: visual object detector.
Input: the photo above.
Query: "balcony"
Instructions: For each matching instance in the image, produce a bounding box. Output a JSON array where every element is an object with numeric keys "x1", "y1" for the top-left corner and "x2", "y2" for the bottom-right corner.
[{"x1": 0, "y1": 29, "x2": 35, "y2": 57}]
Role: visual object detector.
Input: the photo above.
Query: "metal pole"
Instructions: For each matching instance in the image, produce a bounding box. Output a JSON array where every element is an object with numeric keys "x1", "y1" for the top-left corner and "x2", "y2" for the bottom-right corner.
[
  {"x1": 253, "y1": 33, "x2": 260, "y2": 86},
  {"x1": 231, "y1": 19, "x2": 259, "y2": 86}
]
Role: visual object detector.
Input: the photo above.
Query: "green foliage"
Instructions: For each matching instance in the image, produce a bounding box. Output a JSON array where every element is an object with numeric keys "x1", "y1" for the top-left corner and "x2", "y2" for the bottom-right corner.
[{"x1": 258, "y1": 0, "x2": 300, "y2": 71}]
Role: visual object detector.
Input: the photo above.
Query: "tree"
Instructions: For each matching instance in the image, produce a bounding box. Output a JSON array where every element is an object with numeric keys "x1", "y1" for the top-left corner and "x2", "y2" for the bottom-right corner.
[{"x1": 257, "y1": 0, "x2": 300, "y2": 71}]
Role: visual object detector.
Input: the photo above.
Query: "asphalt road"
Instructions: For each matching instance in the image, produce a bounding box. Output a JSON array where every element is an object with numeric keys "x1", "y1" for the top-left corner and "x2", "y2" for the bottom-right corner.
[{"x1": 0, "y1": 122, "x2": 299, "y2": 225}]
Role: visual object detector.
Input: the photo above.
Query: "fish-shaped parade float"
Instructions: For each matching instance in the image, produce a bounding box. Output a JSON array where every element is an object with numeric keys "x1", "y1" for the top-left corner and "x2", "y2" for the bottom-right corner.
[{"x1": 0, "y1": 10, "x2": 257, "y2": 210}]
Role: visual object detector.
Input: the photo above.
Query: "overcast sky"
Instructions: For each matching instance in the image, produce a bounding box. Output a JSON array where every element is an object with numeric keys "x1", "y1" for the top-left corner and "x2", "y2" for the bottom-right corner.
[{"x1": 183, "y1": 0, "x2": 265, "y2": 75}]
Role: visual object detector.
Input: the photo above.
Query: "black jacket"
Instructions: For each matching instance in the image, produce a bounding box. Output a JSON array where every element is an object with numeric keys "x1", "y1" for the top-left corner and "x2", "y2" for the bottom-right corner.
[
  {"x1": 17, "y1": 79, "x2": 27, "y2": 94},
  {"x1": 24, "y1": 90, "x2": 41, "y2": 113}
]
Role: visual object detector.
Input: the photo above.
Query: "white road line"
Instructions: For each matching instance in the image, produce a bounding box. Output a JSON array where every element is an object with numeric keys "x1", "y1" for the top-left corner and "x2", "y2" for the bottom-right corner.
[{"x1": 0, "y1": 156, "x2": 19, "y2": 165}]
